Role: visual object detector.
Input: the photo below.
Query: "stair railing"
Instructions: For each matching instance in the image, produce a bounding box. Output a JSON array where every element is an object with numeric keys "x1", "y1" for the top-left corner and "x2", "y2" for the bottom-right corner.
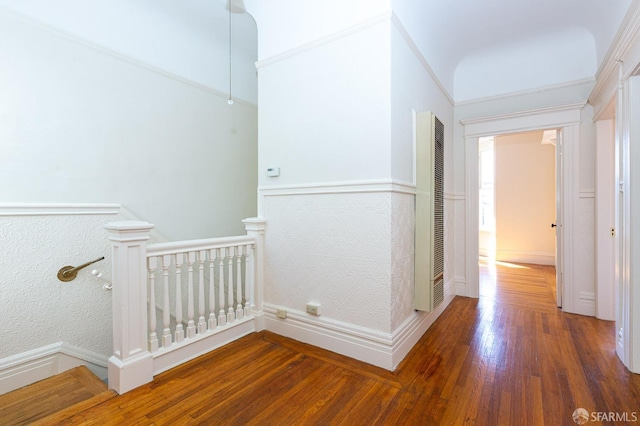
[{"x1": 103, "y1": 218, "x2": 265, "y2": 394}]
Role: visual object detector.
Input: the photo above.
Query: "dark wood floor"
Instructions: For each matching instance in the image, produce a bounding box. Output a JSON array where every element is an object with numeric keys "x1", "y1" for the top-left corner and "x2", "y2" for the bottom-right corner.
[{"x1": 35, "y1": 261, "x2": 640, "y2": 425}]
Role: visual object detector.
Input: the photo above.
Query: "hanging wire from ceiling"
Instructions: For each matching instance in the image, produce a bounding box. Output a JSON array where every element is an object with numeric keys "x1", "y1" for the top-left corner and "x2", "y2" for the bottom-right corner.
[{"x1": 227, "y1": 0, "x2": 234, "y2": 105}]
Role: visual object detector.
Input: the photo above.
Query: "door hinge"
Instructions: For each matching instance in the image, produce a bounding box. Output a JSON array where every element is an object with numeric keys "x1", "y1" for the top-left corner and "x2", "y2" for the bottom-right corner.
[{"x1": 611, "y1": 227, "x2": 616, "y2": 237}]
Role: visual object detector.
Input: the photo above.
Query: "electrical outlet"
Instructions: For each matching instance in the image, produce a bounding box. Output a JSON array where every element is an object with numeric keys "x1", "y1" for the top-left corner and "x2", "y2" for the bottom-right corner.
[
  {"x1": 276, "y1": 309, "x2": 287, "y2": 319},
  {"x1": 306, "y1": 302, "x2": 321, "y2": 316}
]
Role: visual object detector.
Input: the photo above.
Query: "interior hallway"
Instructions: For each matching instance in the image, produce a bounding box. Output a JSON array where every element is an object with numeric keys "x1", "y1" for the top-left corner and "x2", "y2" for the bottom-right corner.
[{"x1": 20, "y1": 261, "x2": 640, "y2": 425}]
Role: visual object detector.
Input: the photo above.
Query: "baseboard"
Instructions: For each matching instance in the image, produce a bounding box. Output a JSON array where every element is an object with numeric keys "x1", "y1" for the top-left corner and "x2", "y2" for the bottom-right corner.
[
  {"x1": 263, "y1": 279, "x2": 455, "y2": 371},
  {"x1": 0, "y1": 343, "x2": 108, "y2": 395},
  {"x1": 152, "y1": 317, "x2": 257, "y2": 375},
  {"x1": 495, "y1": 250, "x2": 556, "y2": 266}
]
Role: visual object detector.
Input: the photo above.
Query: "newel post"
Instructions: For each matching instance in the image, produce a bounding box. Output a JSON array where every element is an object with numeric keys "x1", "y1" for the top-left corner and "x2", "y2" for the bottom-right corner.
[
  {"x1": 243, "y1": 217, "x2": 266, "y2": 329},
  {"x1": 104, "y1": 221, "x2": 155, "y2": 394}
]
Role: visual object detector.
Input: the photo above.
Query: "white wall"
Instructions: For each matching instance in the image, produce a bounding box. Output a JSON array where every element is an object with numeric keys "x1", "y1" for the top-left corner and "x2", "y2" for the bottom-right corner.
[
  {"x1": 0, "y1": 0, "x2": 258, "y2": 104},
  {"x1": 494, "y1": 131, "x2": 556, "y2": 265},
  {"x1": 390, "y1": 19, "x2": 455, "y2": 329},
  {"x1": 245, "y1": 0, "x2": 456, "y2": 368},
  {"x1": 0, "y1": 10, "x2": 257, "y2": 241},
  {"x1": 0, "y1": 207, "x2": 121, "y2": 365}
]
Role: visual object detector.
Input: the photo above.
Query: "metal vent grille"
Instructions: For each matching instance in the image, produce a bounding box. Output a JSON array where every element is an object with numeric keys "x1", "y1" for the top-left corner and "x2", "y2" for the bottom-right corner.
[
  {"x1": 433, "y1": 276, "x2": 444, "y2": 308},
  {"x1": 433, "y1": 117, "x2": 444, "y2": 278}
]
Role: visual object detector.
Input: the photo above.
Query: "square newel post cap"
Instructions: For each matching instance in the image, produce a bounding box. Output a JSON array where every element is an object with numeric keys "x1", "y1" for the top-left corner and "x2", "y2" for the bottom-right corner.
[
  {"x1": 104, "y1": 221, "x2": 155, "y2": 242},
  {"x1": 243, "y1": 217, "x2": 266, "y2": 232}
]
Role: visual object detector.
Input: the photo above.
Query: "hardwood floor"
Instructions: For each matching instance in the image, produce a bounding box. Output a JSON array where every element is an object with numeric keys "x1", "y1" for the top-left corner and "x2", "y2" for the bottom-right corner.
[
  {"x1": 0, "y1": 366, "x2": 115, "y2": 425},
  {"x1": 13, "y1": 260, "x2": 640, "y2": 425}
]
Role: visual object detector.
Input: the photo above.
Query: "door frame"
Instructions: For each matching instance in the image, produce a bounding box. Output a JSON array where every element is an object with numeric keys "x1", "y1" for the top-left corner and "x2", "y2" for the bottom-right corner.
[{"x1": 460, "y1": 102, "x2": 584, "y2": 313}]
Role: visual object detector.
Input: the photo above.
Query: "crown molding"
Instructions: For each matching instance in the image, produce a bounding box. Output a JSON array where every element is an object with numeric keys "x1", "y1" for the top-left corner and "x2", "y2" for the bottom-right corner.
[
  {"x1": 456, "y1": 78, "x2": 594, "y2": 107},
  {"x1": 589, "y1": 2, "x2": 640, "y2": 116}
]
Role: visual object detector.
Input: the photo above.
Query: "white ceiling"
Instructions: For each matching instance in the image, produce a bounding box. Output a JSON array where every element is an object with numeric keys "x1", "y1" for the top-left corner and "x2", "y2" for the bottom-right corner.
[
  {"x1": 0, "y1": 0, "x2": 634, "y2": 102},
  {"x1": 418, "y1": 0, "x2": 632, "y2": 72}
]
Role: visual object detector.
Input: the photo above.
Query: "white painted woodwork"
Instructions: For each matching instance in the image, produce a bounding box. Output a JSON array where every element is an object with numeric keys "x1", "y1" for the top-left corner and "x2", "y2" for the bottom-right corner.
[
  {"x1": 227, "y1": 248, "x2": 235, "y2": 324},
  {"x1": 595, "y1": 119, "x2": 616, "y2": 321},
  {"x1": 218, "y1": 248, "x2": 227, "y2": 327},
  {"x1": 174, "y1": 253, "x2": 185, "y2": 343},
  {"x1": 147, "y1": 257, "x2": 159, "y2": 353},
  {"x1": 243, "y1": 218, "x2": 266, "y2": 320},
  {"x1": 208, "y1": 250, "x2": 217, "y2": 330},
  {"x1": 104, "y1": 221, "x2": 155, "y2": 395},
  {"x1": 460, "y1": 103, "x2": 590, "y2": 316},
  {"x1": 198, "y1": 251, "x2": 207, "y2": 334},
  {"x1": 186, "y1": 251, "x2": 196, "y2": 339},
  {"x1": 161, "y1": 255, "x2": 172, "y2": 348}
]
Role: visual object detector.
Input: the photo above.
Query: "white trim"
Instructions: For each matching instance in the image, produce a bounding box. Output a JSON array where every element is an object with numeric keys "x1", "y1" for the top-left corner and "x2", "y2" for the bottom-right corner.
[
  {"x1": 255, "y1": 11, "x2": 392, "y2": 70},
  {"x1": 0, "y1": 343, "x2": 108, "y2": 395},
  {"x1": 259, "y1": 179, "x2": 416, "y2": 197},
  {"x1": 494, "y1": 250, "x2": 556, "y2": 266},
  {"x1": 579, "y1": 190, "x2": 596, "y2": 199},
  {"x1": 457, "y1": 78, "x2": 595, "y2": 107},
  {"x1": 263, "y1": 279, "x2": 455, "y2": 370},
  {"x1": 444, "y1": 192, "x2": 466, "y2": 201},
  {"x1": 0, "y1": 203, "x2": 121, "y2": 216},
  {"x1": 589, "y1": 1, "x2": 640, "y2": 118},
  {"x1": 579, "y1": 291, "x2": 596, "y2": 302},
  {"x1": 461, "y1": 102, "x2": 585, "y2": 137},
  {"x1": 0, "y1": 203, "x2": 169, "y2": 242},
  {"x1": 455, "y1": 277, "x2": 467, "y2": 296},
  {"x1": 390, "y1": 13, "x2": 454, "y2": 105},
  {"x1": 0, "y1": 6, "x2": 256, "y2": 109},
  {"x1": 461, "y1": 103, "x2": 584, "y2": 316},
  {"x1": 152, "y1": 318, "x2": 256, "y2": 375}
]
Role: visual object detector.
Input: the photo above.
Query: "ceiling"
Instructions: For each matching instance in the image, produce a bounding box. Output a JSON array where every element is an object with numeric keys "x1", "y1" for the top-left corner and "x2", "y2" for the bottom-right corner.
[
  {"x1": 419, "y1": 0, "x2": 632, "y2": 73},
  {"x1": 0, "y1": 0, "x2": 634, "y2": 102}
]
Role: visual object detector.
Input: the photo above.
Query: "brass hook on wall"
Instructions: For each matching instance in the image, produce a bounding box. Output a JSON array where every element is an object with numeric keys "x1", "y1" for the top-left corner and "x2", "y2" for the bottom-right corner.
[{"x1": 57, "y1": 257, "x2": 105, "y2": 282}]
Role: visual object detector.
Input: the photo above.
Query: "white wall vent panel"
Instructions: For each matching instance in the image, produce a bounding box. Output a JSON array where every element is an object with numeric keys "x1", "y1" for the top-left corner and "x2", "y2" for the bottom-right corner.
[{"x1": 415, "y1": 111, "x2": 444, "y2": 312}]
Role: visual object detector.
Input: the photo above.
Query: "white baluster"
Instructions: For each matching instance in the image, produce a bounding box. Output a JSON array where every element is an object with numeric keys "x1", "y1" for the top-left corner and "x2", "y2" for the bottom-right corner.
[
  {"x1": 208, "y1": 249, "x2": 216, "y2": 330},
  {"x1": 236, "y1": 245, "x2": 244, "y2": 320},
  {"x1": 218, "y1": 247, "x2": 227, "y2": 327},
  {"x1": 147, "y1": 257, "x2": 158, "y2": 352},
  {"x1": 197, "y1": 250, "x2": 207, "y2": 334},
  {"x1": 174, "y1": 253, "x2": 184, "y2": 343},
  {"x1": 227, "y1": 246, "x2": 235, "y2": 323},
  {"x1": 244, "y1": 243, "x2": 254, "y2": 318},
  {"x1": 186, "y1": 251, "x2": 196, "y2": 338},
  {"x1": 161, "y1": 255, "x2": 172, "y2": 348}
]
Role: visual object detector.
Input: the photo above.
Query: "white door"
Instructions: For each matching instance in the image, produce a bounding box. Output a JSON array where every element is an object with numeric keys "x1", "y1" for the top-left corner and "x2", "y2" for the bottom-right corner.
[{"x1": 555, "y1": 130, "x2": 563, "y2": 308}]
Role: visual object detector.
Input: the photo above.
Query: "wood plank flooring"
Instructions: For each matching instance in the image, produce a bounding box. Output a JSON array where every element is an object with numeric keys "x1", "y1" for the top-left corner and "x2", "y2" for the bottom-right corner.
[
  {"x1": 5, "y1": 260, "x2": 640, "y2": 425},
  {"x1": 0, "y1": 366, "x2": 115, "y2": 425}
]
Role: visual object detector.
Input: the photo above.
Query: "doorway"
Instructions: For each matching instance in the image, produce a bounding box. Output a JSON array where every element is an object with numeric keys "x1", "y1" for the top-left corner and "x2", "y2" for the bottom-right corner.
[
  {"x1": 461, "y1": 103, "x2": 583, "y2": 314},
  {"x1": 478, "y1": 130, "x2": 558, "y2": 302}
]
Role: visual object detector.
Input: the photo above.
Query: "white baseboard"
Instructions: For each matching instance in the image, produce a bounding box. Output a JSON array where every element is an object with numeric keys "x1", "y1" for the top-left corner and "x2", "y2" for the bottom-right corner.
[
  {"x1": 0, "y1": 343, "x2": 108, "y2": 395},
  {"x1": 495, "y1": 250, "x2": 556, "y2": 266},
  {"x1": 152, "y1": 317, "x2": 257, "y2": 375},
  {"x1": 263, "y1": 280, "x2": 455, "y2": 370}
]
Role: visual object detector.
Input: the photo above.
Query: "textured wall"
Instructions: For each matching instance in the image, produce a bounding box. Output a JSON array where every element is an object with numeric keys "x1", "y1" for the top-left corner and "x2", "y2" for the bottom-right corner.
[
  {"x1": 0, "y1": 211, "x2": 124, "y2": 359},
  {"x1": 263, "y1": 192, "x2": 394, "y2": 333},
  {"x1": 390, "y1": 192, "x2": 415, "y2": 331}
]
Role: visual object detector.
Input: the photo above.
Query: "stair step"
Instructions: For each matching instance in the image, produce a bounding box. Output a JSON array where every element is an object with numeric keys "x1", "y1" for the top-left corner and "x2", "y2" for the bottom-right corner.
[{"x1": 0, "y1": 366, "x2": 115, "y2": 425}]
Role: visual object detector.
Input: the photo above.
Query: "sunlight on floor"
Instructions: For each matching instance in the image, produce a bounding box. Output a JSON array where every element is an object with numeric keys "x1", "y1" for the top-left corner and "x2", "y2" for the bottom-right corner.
[{"x1": 479, "y1": 256, "x2": 531, "y2": 269}]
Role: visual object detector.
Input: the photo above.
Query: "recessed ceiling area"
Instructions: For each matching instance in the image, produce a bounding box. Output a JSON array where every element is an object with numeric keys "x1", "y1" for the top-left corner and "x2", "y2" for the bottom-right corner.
[{"x1": 391, "y1": 0, "x2": 632, "y2": 101}]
